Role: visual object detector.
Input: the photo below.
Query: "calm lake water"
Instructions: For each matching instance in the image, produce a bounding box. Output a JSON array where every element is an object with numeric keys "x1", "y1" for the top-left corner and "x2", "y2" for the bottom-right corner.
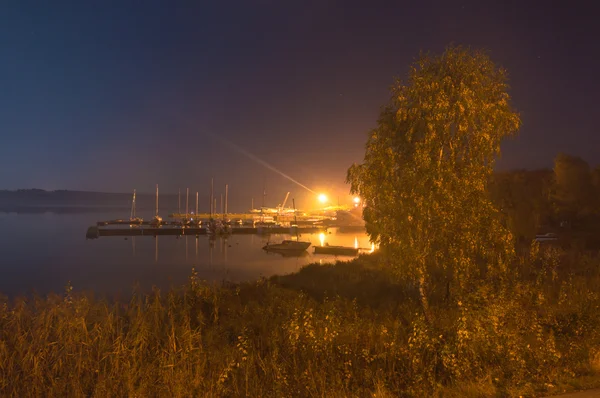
[{"x1": 0, "y1": 210, "x2": 370, "y2": 298}]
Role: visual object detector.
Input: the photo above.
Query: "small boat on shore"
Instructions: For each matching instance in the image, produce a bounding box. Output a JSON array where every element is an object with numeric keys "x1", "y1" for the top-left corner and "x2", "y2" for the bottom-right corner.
[{"x1": 314, "y1": 245, "x2": 359, "y2": 256}]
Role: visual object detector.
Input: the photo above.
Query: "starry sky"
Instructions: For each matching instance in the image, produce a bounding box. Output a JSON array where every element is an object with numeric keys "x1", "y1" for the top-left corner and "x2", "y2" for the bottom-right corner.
[{"x1": 1, "y1": 0, "x2": 599, "y2": 208}]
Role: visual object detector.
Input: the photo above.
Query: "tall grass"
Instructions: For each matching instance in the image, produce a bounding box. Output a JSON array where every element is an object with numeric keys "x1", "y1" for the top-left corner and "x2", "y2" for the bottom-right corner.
[{"x1": 1, "y1": 249, "x2": 600, "y2": 396}]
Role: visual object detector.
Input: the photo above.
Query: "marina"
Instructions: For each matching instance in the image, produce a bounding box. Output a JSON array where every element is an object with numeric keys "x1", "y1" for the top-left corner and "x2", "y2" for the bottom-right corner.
[
  {"x1": 88, "y1": 184, "x2": 365, "y2": 240},
  {"x1": 86, "y1": 225, "x2": 327, "y2": 239},
  {"x1": 2, "y1": 209, "x2": 372, "y2": 298}
]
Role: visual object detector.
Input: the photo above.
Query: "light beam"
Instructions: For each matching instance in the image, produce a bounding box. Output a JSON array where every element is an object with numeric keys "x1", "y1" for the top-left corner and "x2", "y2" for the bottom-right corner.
[{"x1": 206, "y1": 132, "x2": 317, "y2": 194}]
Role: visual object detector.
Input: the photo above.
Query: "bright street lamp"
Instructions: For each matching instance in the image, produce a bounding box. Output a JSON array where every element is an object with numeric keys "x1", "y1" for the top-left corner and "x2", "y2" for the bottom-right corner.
[{"x1": 318, "y1": 193, "x2": 328, "y2": 204}]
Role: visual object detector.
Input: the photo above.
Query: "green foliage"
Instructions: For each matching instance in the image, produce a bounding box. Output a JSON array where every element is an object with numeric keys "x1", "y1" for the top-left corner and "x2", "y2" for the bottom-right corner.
[{"x1": 347, "y1": 47, "x2": 521, "y2": 304}]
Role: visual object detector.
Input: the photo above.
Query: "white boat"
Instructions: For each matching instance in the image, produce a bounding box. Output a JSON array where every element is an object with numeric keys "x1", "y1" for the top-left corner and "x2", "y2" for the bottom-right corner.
[
  {"x1": 263, "y1": 240, "x2": 311, "y2": 253},
  {"x1": 262, "y1": 199, "x2": 310, "y2": 254}
]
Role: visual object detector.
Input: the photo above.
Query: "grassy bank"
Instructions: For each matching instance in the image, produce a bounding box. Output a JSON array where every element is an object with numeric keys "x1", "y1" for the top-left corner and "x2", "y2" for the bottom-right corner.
[{"x1": 2, "y1": 249, "x2": 600, "y2": 397}]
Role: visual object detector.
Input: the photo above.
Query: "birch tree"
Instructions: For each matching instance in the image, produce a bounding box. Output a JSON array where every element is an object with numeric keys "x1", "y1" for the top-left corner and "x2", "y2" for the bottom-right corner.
[{"x1": 347, "y1": 47, "x2": 521, "y2": 317}]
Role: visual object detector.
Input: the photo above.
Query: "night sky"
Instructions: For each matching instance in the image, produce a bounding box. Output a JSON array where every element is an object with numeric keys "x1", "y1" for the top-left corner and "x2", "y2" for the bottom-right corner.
[{"x1": 1, "y1": 1, "x2": 599, "y2": 208}]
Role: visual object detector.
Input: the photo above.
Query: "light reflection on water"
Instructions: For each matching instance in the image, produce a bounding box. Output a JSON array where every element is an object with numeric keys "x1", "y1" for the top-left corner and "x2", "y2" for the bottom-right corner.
[{"x1": 0, "y1": 211, "x2": 370, "y2": 298}]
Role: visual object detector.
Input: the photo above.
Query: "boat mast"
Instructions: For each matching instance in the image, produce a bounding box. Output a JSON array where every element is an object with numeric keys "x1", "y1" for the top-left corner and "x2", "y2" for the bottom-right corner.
[
  {"x1": 261, "y1": 180, "x2": 265, "y2": 222},
  {"x1": 131, "y1": 189, "x2": 136, "y2": 219},
  {"x1": 210, "y1": 178, "x2": 214, "y2": 218},
  {"x1": 293, "y1": 198, "x2": 298, "y2": 241},
  {"x1": 225, "y1": 184, "x2": 228, "y2": 216},
  {"x1": 155, "y1": 184, "x2": 159, "y2": 217},
  {"x1": 178, "y1": 189, "x2": 181, "y2": 215},
  {"x1": 195, "y1": 192, "x2": 198, "y2": 217},
  {"x1": 186, "y1": 188, "x2": 189, "y2": 220}
]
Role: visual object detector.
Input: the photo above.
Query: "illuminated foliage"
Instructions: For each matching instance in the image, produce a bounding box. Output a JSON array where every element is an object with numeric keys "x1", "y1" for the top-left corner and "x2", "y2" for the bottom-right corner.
[
  {"x1": 347, "y1": 47, "x2": 521, "y2": 309},
  {"x1": 3, "y1": 257, "x2": 600, "y2": 397}
]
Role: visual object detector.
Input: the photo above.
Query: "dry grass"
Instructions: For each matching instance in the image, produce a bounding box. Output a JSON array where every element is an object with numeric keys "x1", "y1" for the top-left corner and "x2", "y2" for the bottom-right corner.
[{"x1": 1, "y1": 251, "x2": 600, "y2": 397}]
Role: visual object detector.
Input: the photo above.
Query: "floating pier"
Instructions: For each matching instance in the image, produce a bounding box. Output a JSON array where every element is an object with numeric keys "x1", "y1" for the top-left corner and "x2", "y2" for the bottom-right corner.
[
  {"x1": 168, "y1": 212, "x2": 327, "y2": 222},
  {"x1": 313, "y1": 245, "x2": 359, "y2": 256},
  {"x1": 97, "y1": 220, "x2": 181, "y2": 227},
  {"x1": 86, "y1": 225, "x2": 327, "y2": 239}
]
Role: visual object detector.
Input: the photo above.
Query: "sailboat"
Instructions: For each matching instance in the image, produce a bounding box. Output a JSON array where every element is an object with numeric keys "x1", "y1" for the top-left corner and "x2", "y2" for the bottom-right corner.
[
  {"x1": 207, "y1": 182, "x2": 232, "y2": 236},
  {"x1": 151, "y1": 184, "x2": 162, "y2": 226},
  {"x1": 263, "y1": 199, "x2": 310, "y2": 254},
  {"x1": 129, "y1": 189, "x2": 143, "y2": 224}
]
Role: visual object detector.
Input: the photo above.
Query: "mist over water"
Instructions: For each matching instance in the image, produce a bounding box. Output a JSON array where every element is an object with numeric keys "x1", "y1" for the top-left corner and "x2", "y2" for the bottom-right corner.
[{"x1": 0, "y1": 208, "x2": 369, "y2": 298}]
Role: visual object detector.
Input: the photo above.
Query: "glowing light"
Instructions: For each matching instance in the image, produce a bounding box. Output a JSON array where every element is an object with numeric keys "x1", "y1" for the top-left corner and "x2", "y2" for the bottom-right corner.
[
  {"x1": 319, "y1": 232, "x2": 325, "y2": 247},
  {"x1": 354, "y1": 236, "x2": 358, "y2": 249},
  {"x1": 370, "y1": 242, "x2": 375, "y2": 253},
  {"x1": 318, "y1": 194, "x2": 327, "y2": 204},
  {"x1": 353, "y1": 197, "x2": 360, "y2": 204}
]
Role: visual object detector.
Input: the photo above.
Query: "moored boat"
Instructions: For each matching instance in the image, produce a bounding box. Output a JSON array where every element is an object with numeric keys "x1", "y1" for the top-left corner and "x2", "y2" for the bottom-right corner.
[
  {"x1": 129, "y1": 189, "x2": 143, "y2": 225},
  {"x1": 262, "y1": 199, "x2": 311, "y2": 254},
  {"x1": 263, "y1": 240, "x2": 311, "y2": 254},
  {"x1": 150, "y1": 184, "x2": 162, "y2": 226}
]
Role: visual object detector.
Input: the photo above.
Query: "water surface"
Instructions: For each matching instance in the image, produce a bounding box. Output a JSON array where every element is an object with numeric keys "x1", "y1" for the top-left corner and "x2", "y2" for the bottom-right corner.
[{"x1": 0, "y1": 210, "x2": 369, "y2": 297}]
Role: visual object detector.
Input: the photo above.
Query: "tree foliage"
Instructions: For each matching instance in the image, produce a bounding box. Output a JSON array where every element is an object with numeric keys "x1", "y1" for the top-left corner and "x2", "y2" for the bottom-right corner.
[
  {"x1": 489, "y1": 170, "x2": 553, "y2": 243},
  {"x1": 552, "y1": 153, "x2": 595, "y2": 220},
  {"x1": 593, "y1": 166, "x2": 600, "y2": 211},
  {"x1": 347, "y1": 47, "x2": 521, "y2": 306}
]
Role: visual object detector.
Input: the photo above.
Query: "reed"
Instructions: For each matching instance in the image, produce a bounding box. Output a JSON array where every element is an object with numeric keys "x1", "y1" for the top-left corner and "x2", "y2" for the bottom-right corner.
[{"x1": 1, "y1": 250, "x2": 600, "y2": 396}]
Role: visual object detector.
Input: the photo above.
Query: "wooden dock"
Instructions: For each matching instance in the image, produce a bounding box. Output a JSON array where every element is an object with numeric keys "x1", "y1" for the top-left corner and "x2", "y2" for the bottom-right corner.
[
  {"x1": 167, "y1": 213, "x2": 326, "y2": 222},
  {"x1": 313, "y1": 245, "x2": 359, "y2": 256},
  {"x1": 97, "y1": 220, "x2": 184, "y2": 227},
  {"x1": 86, "y1": 225, "x2": 327, "y2": 239}
]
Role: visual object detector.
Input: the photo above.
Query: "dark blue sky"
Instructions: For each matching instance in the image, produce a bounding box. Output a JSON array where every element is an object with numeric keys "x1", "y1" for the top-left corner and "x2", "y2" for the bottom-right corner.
[{"x1": 1, "y1": 1, "x2": 599, "y2": 207}]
